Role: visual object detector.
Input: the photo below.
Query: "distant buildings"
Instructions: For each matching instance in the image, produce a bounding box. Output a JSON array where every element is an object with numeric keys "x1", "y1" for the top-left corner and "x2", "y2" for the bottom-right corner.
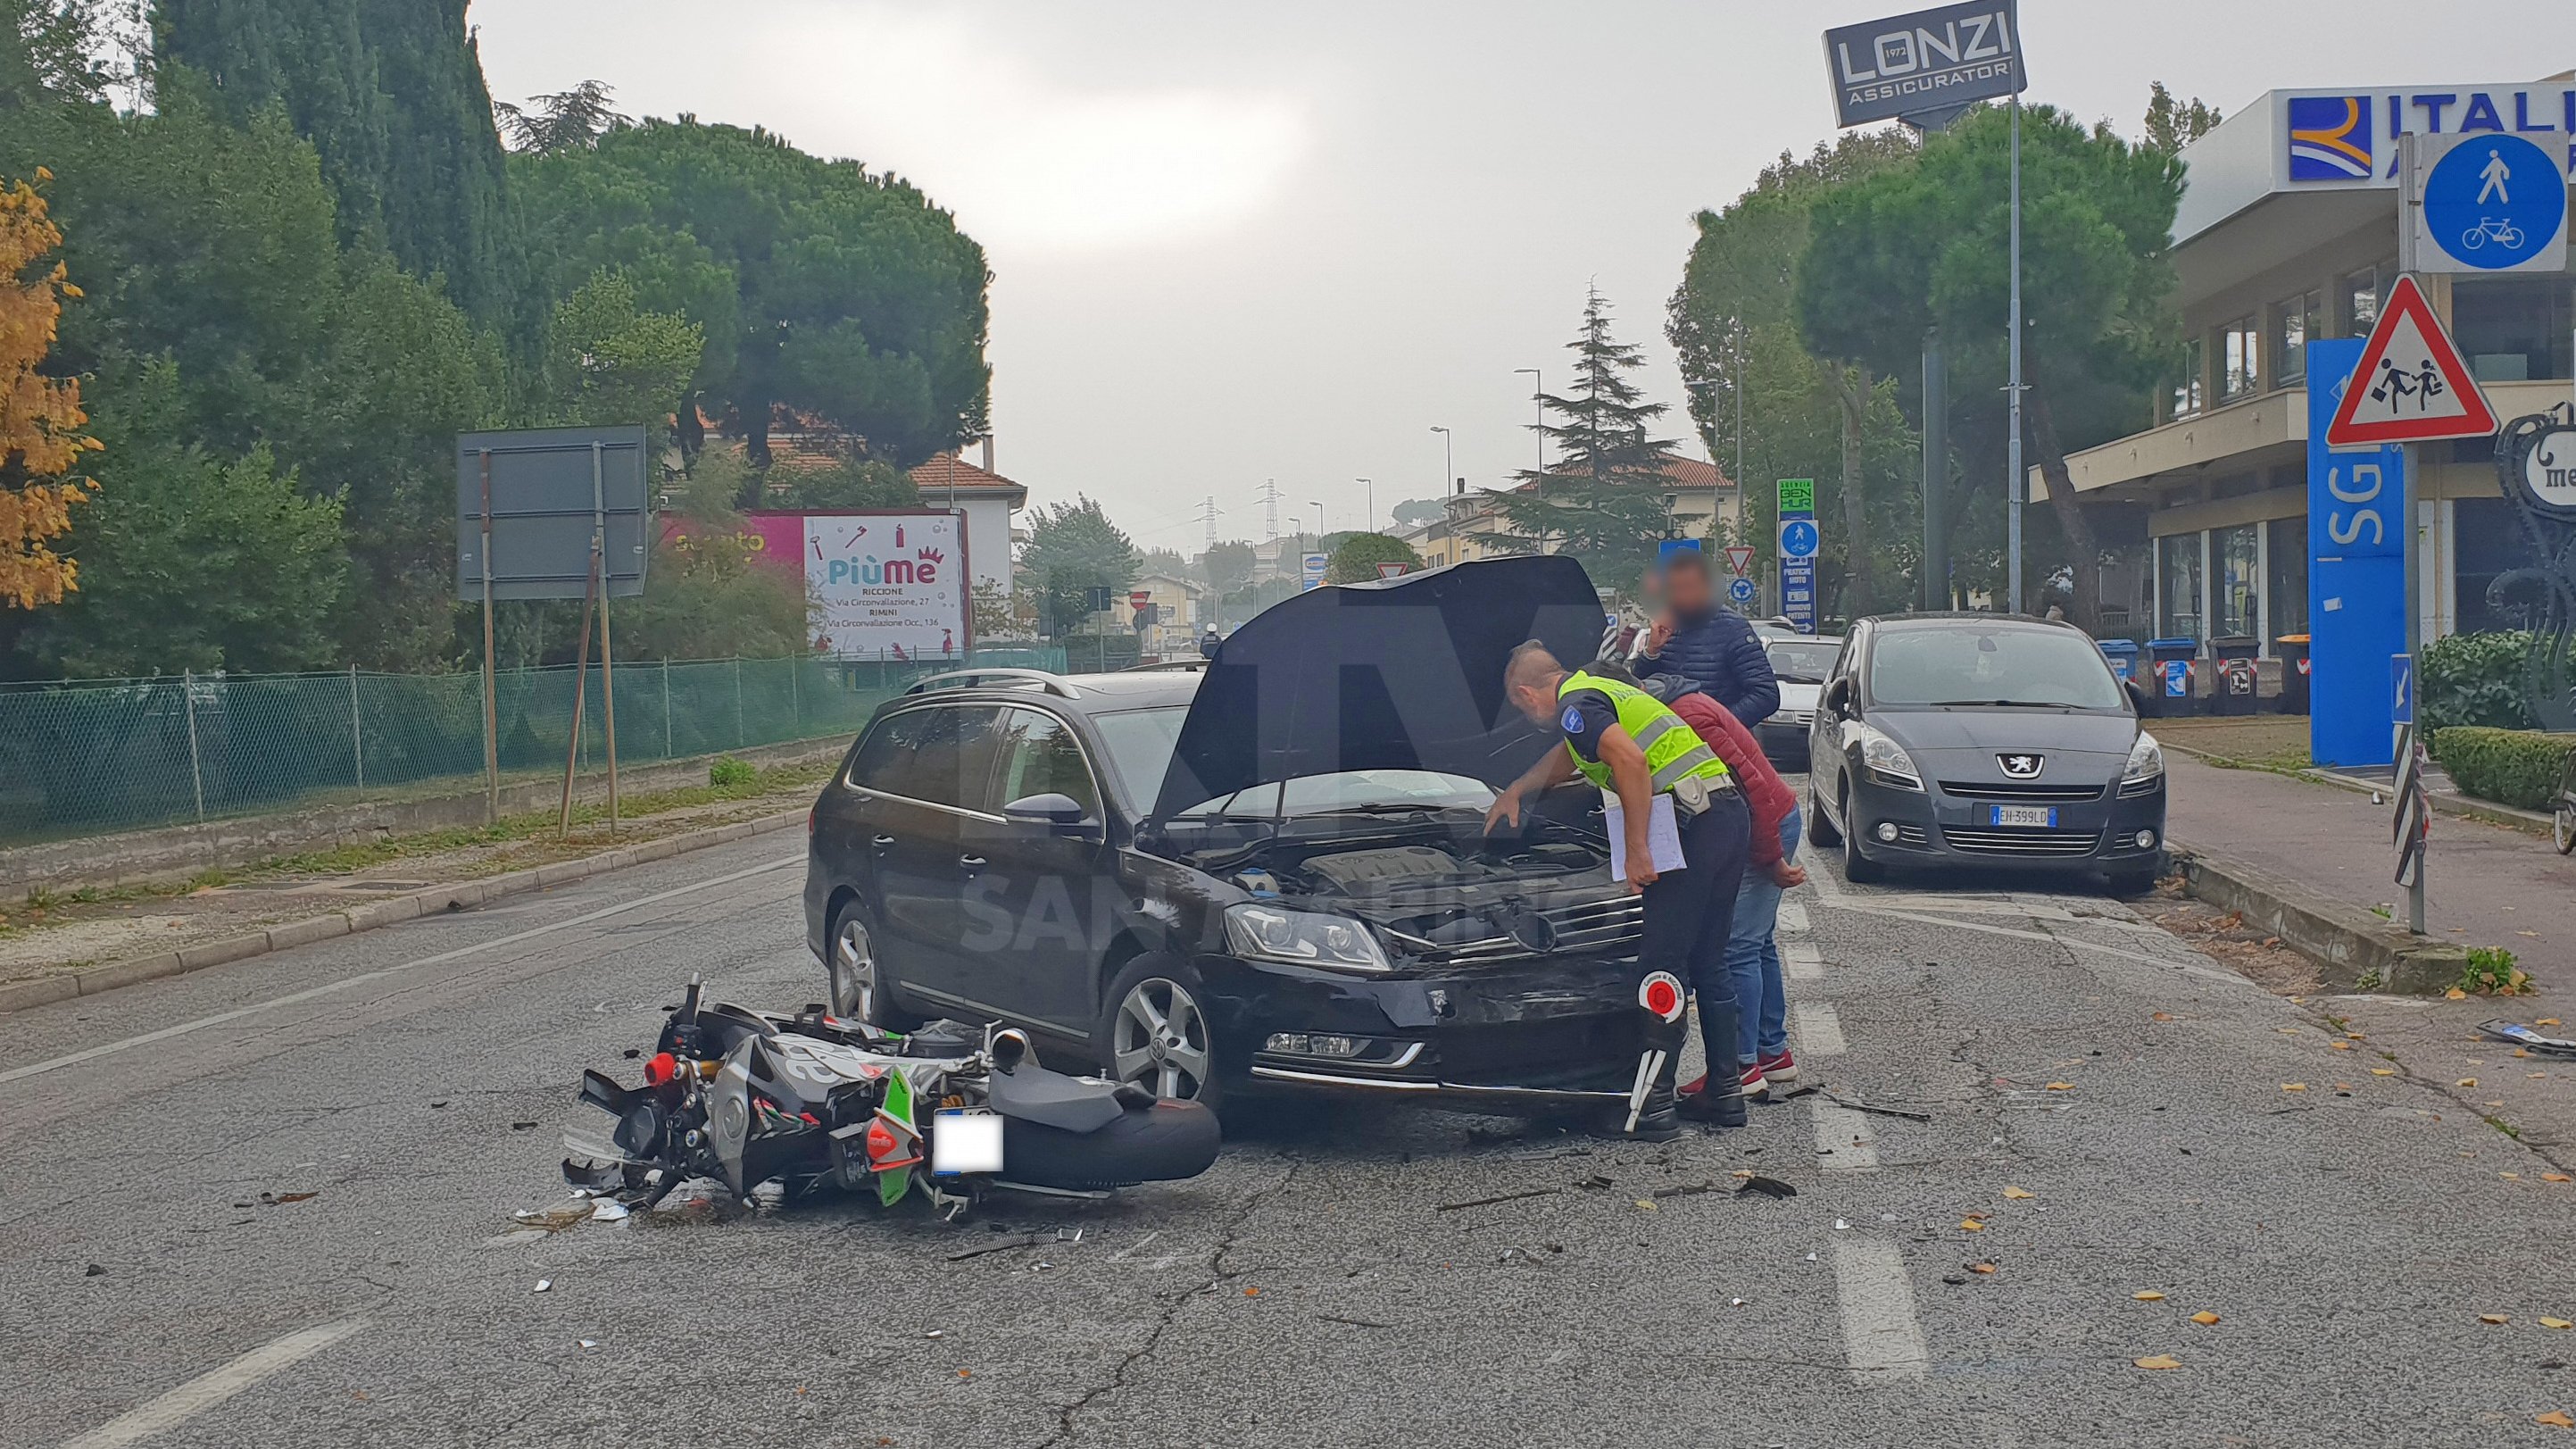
[{"x1": 1392, "y1": 451, "x2": 1734, "y2": 570}]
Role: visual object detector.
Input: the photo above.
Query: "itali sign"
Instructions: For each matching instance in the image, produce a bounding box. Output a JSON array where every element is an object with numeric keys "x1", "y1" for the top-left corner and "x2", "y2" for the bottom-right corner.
[
  {"x1": 1822, "y1": 1, "x2": 2024, "y2": 129},
  {"x1": 2281, "y1": 86, "x2": 2576, "y2": 186}
]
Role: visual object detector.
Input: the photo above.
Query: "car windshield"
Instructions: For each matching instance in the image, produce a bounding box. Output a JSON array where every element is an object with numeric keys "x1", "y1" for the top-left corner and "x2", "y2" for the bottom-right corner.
[
  {"x1": 1766, "y1": 640, "x2": 1839, "y2": 681},
  {"x1": 1089, "y1": 707, "x2": 1495, "y2": 819},
  {"x1": 1866, "y1": 626, "x2": 2124, "y2": 710}
]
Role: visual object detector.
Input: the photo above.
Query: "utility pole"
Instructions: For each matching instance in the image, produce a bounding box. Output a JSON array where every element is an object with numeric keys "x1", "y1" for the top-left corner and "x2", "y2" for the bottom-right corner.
[
  {"x1": 1196, "y1": 495, "x2": 1221, "y2": 547},
  {"x1": 1258, "y1": 479, "x2": 1283, "y2": 540},
  {"x1": 1923, "y1": 328, "x2": 1948, "y2": 612},
  {"x1": 1514, "y1": 370, "x2": 1543, "y2": 474}
]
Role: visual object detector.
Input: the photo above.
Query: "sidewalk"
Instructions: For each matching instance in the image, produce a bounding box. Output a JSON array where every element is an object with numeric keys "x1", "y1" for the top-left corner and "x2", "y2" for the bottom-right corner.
[{"x1": 2165, "y1": 749, "x2": 2576, "y2": 1149}]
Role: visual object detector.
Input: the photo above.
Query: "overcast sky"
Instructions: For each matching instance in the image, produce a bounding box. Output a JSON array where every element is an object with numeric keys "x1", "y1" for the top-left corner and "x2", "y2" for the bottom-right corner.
[{"x1": 469, "y1": 0, "x2": 2570, "y2": 554}]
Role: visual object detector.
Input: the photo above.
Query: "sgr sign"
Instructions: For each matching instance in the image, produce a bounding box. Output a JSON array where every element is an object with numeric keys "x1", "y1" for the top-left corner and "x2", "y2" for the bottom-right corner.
[{"x1": 1823, "y1": 1, "x2": 2024, "y2": 129}]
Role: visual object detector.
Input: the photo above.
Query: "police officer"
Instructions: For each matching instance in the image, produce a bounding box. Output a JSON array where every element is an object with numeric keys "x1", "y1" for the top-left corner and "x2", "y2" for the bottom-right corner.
[{"x1": 1485, "y1": 641, "x2": 1753, "y2": 1130}]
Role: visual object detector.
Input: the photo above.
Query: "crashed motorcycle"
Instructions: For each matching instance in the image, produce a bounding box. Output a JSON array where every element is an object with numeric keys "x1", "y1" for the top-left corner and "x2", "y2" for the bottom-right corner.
[{"x1": 563, "y1": 979, "x2": 1221, "y2": 1218}]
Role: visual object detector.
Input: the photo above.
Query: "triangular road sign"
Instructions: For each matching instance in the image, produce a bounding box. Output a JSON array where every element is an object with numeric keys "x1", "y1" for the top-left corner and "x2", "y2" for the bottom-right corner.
[
  {"x1": 2323, "y1": 274, "x2": 2497, "y2": 447},
  {"x1": 1723, "y1": 544, "x2": 1757, "y2": 577}
]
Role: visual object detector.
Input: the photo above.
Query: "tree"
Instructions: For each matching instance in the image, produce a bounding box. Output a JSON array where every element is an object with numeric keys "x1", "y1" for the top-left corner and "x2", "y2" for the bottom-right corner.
[
  {"x1": 1139, "y1": 545, "x2": 1188, "y2": 578},
  {"x1": 615, "y1": 447, "x2": 809, "y2": 661},
  {"x1": 778, "y1": 455, "x2": 917, "y2": 511},
  {"x1": 1478, "y1": 287, "x2": 1682, "y2": 593},
  {"x1": 1797, "y1": 105, "x2": 2181, "y2": 626},
  {"x1": 542, "y1": 268, "x2": 702, "y2": 444},
  {"x1": 517, "y1": 119, "x2": 991, "y2": 470},
  {"x1": 27, "y1": 362, "x2": 346, "y2": 674},
  {"x1": 1325, "y1": 532, "x2": 1420, "y2": 585},
  {"x1": 1670, "y1": 130, "x2": 1919, "y2": 619},
  {"x1": 2141, "y1": 82, "x2": 2222, "y2": 155},
  {"x1": 1388, "y1": 497, "x2": 1446, "y2": 529},
  {"x1": 495, "y1": 79, "x2": 627, "y2": 156},
  {"x1": 155, "y1": 0, "x2": 523, "y2": 326},
  {"x1": 1202, "y1": 539, "x2": 1255, "y2": 595},
  {"x1": 1018, "y1": 495, "x2": 1138, "y2": 638},
  {"x1": 0, "y1": 171, "x2": 98, "y2": 607}
]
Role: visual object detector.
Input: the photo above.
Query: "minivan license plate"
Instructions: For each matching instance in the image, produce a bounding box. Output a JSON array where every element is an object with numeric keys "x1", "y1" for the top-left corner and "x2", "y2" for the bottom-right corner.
[{"x1": 1990, "y1": 804, "x2": 2057, "y2": 829}]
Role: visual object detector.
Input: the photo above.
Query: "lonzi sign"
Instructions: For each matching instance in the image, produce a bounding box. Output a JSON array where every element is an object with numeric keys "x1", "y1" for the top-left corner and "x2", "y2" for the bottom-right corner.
[{"x1": 1823, "y1": 0, "x2": 2025, "y2": 129}]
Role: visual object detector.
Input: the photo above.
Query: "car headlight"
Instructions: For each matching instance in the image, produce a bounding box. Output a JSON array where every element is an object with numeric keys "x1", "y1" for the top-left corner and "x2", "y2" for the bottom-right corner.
[
  {"x1": 1857, "y1": 724, "x2": 1923, "y2": 790},
  {"x1": 2123, "y1": 730, "x2": 2165, "y2": 785},
  {"x1": 1225, "y1": 904, "x2": 1392, "y2": 974}
]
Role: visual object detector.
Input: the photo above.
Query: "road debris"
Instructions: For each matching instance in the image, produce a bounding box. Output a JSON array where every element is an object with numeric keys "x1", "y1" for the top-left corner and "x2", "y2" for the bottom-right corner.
[
  {"x1": 2480, "y1": 1021, "x2": 2576, "y2": 1058},
  {"x1": 259, "y1": 1190, "x2": 318, "y2": 1206},
  {"x1": 534, "y1": 1278, "x2": 553, "y2": 1294},
  {"x1": 1736, "y1": 1176, "x2": 1798, "y2": 1200},
  {"x1": 2132, "y1": 1290, "x2": 2165, "y2": 1301},
  {"x1": 1435, "y1": 1187, "x2": 1559, "y2": 1213},
  {"x1": 1824, "y1": 1092, "x2": 1931, "y2": 1122},
  {"x1": 2132, "y1": 1354, "x2": 2181, "y2": 1370},
  {"x1": 2190, "y1": 1312, "x2": 2221, "y2": 1325},
  {"x1": 2001, "y1": 1187, "x2": 2033, "y2": 1200}
]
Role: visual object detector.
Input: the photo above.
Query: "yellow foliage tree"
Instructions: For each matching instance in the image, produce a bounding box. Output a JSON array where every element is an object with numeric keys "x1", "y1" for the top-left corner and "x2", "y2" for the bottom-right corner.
[{"x1": 0, "y1": 170, "x2": 101, "y2": 608}]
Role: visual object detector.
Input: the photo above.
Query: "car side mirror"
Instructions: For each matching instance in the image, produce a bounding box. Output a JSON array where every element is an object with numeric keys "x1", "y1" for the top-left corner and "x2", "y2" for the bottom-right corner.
[
  {"x1": 1003, "y1": 792, "x2": 1094, "y2": 834},
  {"x1": 2123, "y1": 679, "x2": 2148, "y2": 715},
  {"x1": 1823, "y1": 677, "x2": 1853, "y2": 717}
]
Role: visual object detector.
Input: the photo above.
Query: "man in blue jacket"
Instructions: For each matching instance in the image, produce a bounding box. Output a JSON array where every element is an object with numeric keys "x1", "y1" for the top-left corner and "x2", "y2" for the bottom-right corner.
[{"x1": 1639, "y1": 550, "x2": 1780, "y2": 728}]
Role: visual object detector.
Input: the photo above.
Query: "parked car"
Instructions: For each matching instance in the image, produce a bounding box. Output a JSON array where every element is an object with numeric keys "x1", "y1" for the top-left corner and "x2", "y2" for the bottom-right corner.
[
  {"x1": 1804, "y1": 613, "x2": 2165, "y2": 893},
  {"x1": 1757, "y1": 635, "x2": 1842, "y2": 769},
  {"x1": 802, "y1": 556, "x2": 1661, "y2": 1112}
]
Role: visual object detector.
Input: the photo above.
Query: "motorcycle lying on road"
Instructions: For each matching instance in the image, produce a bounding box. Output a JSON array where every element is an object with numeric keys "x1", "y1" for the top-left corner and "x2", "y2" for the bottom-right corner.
[{"x1": 563, "y1": 978, "x2": 1222, "y2": 1220}]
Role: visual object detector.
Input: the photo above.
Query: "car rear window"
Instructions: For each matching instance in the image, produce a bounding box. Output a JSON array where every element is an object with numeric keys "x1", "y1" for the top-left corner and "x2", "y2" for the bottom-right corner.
[{"x1": 849, "y1": 704, "x2": 1008, "y2": 812}]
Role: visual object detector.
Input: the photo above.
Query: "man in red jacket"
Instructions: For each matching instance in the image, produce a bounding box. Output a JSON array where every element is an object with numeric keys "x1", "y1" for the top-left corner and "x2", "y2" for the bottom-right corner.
[{"x1": 1608, "y1": 667, "x2": 1806, "y2": 1102}]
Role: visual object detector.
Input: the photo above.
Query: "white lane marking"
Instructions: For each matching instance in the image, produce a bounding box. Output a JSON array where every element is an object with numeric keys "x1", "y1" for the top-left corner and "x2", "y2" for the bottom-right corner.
[
  {"x1": 1784, "y1": 941, "x2": 1824, "y2": 982},
  {"x1": 3, "y1": 855, "x2": 802, "y2": 1086},
  {"x1": 1841, "y1": 903, "x2": 2255, "y2": 988},
  {"x1": 1791, "y1": 1001, "x2": 1848, "y2": 1057},
  {"x1": 60, "y1": 1318, "x2": 365, "y2": 1449},
  {"x1": 1811, "y1": 1102, "x2": 1880, "y2": 1173},
  {"x1": 1832, "y1": 1239, "x2": 1930, "y2": 1381},
  {"x1": 1778, "y1": 902, "x2": 1809, "y2": 935}
]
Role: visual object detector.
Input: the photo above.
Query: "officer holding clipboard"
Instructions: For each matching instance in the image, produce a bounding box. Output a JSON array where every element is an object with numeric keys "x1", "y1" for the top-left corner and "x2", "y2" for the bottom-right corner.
[{"x1": 1486, "y1": 642, "x2": 1754, "y2": 1131}]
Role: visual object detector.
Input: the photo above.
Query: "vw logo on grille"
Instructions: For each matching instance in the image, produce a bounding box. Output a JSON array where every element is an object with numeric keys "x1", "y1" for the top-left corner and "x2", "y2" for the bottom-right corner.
[{"x1": 1998, "y1": 753, "x2": 2044, "y2": 779}]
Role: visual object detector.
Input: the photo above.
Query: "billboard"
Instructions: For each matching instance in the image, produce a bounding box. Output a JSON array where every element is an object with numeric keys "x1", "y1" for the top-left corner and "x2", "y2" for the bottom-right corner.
[
  {"x1": 1823, "y1": 2, "x2": 2024, "y2": 129},
  {"x1": 801, "y1": 511, "x2": 971, "y2": 659},
  {"x1": 455, "y1": 426, "x2": 649, "y2": 601}
]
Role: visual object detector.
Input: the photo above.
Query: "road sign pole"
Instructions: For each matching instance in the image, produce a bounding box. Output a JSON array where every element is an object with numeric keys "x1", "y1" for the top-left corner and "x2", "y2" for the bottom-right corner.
[
  {"x1": 478, "y1": 449, "x2": 499, "y2": 825},
  {"x1": 2403, "y1": 441, "x2": 2425, "y2": 936},
  {"x1": 2006, "y1": 93, "x2": 2025, "y2": 614},
  {"x1": 1923, "y1": 329, "x2": 1947, "y2": 610},
  {"x1": 592, "y1": 440, "x2": 619, "y2": 837}
]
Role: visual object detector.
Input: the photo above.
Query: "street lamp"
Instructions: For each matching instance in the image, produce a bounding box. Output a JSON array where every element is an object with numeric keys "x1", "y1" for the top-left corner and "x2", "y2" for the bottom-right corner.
[
  {"x1": 1309, "y1": 500, "x2": 1325, "y2": 543},
  {"x1": 1429, "y1": 426, "x2": 1453, "y2": 495},
  {"x1": 1513, "y1": 369, "x2": 1543, "y2": 474},
  {"x1": 1356, "y1": 478, "x2": 1373, "y2": 535}
]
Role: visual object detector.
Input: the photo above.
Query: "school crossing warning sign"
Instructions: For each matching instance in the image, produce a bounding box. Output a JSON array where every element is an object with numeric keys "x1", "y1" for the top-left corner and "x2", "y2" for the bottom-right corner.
[{"x1": 2323, "y1": 274, "x2": 2497, "y2": 448}]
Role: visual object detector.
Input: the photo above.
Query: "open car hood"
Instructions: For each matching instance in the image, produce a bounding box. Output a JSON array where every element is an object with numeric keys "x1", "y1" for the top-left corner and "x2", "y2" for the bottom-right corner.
[{"x1": 1151, "y1": 556, "x2": 1608, "y2": 820}]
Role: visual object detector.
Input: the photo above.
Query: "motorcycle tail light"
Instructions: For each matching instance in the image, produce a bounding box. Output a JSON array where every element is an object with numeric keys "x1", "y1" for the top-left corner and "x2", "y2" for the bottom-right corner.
[{"x1": 643, "y1": 1051, "x2": 678, "y2": 1087}]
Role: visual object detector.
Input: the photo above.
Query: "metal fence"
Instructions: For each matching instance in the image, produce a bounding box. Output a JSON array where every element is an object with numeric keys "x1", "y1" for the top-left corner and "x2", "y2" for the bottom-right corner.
[{"x1": 0, "y1": 648, "x2": 1066, "y2": 847}]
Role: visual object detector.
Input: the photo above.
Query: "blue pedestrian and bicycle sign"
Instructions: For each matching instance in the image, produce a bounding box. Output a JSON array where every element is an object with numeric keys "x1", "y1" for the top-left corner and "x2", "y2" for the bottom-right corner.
[
  {"x1": 2413, "y1": 131, "x2": 2567, "y2": 274},
  {"x1": 1779, "y1": 519, "x2": 1820, "y2": 559}
]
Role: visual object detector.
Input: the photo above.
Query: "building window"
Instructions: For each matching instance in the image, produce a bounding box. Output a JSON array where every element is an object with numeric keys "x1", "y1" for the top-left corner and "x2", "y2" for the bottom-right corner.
[
  {"x1": 2265, "y1": 516, "x2": 2306, "y2": 642},
  {"x1": 2339, "y1": 263, "x2": 2395, "y2": 337},
  {"x1": 2452, "y1": 274, "x2": 2576, "y2": 384},
  {"x1": 2456, "y1": 495, "x2": 2550, "y2": 635},
  {"x1": 2214, "y1": 523, "x2": 2258, "y2": 640},
  {"x1": 2158, "y1": 533, "x2": 2204, "y2": 641},
  {"x1": 2219, "y1": 316, "x2": 2260, "y2": 400},
  {"x1": 2274, "y1": 289, "x2": 2319, "y2": 384},
  {"x1": 2171, "y1": 336, "x2": 2205, "y2": 421}
]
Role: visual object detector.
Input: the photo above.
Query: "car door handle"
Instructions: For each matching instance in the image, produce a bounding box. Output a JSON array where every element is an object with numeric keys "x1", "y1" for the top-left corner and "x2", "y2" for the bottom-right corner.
[
  {"x1": 957, "y1": 854, "x2": 986, "y2": 875},
  {"x1": 871, "y1": 834, "x2": 897, "y2": 854}
]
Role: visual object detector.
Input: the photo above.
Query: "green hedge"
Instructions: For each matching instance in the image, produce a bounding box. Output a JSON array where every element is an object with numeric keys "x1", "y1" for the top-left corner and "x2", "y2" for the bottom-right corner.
[
  {"x1": 2433, "y1": 726, "x2": 2576, "y2": 811},
  {"x1": 2420, "y1": 630, "x2": 2538, "y2": 737}
]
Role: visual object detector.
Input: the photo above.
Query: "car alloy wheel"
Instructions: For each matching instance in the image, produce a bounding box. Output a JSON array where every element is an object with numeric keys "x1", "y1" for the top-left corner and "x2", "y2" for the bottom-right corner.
[
  {"x1": 829, "y1": 912, "x2": 882, "y2": 1024},
  {"x1": 1111, "y1": 976, "x2": 1212, "y2": 1101}
]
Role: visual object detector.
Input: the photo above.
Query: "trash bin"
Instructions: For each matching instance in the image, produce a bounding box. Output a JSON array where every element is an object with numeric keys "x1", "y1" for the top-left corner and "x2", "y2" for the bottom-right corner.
[
  {"x1": 2276, "y1": 634, "x2": 2311, "y2": 715},
  {"x1": 2210, "y1": 635, "x2": 2260, "y2": 716},
  {"x1": 2097, "y1": 637, "x2": 2140, "y2": 684},
  {"x1": 2146, "y1": 637, "x2": 2198, "y2": 717}
]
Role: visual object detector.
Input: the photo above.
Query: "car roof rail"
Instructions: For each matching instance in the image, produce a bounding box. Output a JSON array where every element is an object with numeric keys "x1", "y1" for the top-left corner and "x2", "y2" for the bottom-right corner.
[{"x1": 900, "y1": 668, "x2": 1080, "y2": 698}]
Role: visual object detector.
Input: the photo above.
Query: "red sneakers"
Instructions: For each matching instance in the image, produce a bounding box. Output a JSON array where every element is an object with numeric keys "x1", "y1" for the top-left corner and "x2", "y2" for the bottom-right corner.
[
  {"x1": 1738, "y1": 1062, "x2": 1769, "y2": 1100},
  {"x1": 1760, "y1": 1049, "x2": 1799, "y2": 1085}
]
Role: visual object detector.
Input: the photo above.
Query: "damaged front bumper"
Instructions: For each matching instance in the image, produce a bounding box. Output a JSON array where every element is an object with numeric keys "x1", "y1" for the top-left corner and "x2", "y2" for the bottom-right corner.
[{"x1": 1196, "y1": 948, "x2": 1656, "y2": 1105}]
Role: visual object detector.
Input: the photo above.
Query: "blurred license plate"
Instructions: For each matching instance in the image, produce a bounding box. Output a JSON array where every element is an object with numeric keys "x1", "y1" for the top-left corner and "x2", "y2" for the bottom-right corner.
[
  {"x1": 1990, "y1": 804, "x2": 2057, "y2": 828},
  {"x1": 931, "y1": 1110, "x2": 1004, "y2": 1176}
]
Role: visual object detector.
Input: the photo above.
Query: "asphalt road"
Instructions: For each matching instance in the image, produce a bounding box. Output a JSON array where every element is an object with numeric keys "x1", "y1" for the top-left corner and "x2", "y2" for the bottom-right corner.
[{"x1": 6, "y1": 825, "x2": 2576, "y2": 1447}]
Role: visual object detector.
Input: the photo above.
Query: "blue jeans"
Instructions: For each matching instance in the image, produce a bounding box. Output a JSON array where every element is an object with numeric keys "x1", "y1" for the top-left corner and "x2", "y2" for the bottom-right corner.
[{"x1": 1724, "y1": 804, "x2": 1801, "y2": 1067}]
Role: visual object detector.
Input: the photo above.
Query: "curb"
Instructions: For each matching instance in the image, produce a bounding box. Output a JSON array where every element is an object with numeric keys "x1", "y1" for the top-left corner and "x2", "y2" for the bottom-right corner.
[
  {"x1": 2167, "y1": 840, "x2": 2468, "y2": 994},
  {"x1": 0, "y1": 808, "x2": 806, "y2": 1015}
]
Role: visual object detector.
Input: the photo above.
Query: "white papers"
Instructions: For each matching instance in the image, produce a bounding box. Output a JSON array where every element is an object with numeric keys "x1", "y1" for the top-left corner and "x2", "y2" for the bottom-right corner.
[{"x1": 1603, "y1": 794, "x2": 1688, "y2": 883}]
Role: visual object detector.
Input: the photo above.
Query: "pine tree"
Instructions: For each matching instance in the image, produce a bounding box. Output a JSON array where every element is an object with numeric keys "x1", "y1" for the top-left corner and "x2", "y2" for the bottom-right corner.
[{"x1": 1479, "y1": 287, "x2": 1681, "y2": 590}]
